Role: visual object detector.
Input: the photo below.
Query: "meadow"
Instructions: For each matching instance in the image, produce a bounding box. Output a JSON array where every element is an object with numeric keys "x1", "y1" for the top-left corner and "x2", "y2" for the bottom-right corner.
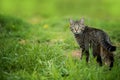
[{"x1": 0, "y1": 0, "x2": 120, "y2": 80}]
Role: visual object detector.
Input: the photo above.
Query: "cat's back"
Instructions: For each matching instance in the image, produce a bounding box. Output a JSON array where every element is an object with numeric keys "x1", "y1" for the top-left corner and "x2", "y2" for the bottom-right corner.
[
  {"x1": 85, "y1": 26, "x2": 102, "y2": 33},
  {"x1": 83, "y1": 26, "x2": 108, "y2": 46},
  {"x1": 84, "y1": 26, "x2": 106, "y2": 38}
]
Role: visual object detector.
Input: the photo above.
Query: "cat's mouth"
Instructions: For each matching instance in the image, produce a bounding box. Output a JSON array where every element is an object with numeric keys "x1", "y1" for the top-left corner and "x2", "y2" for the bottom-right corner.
[
  {"x1": 74, "y1": 32, "x2": 80, "y2": 34},
  {"x1": 73, "y1": 30, "x2": 83, "y2": 34}
]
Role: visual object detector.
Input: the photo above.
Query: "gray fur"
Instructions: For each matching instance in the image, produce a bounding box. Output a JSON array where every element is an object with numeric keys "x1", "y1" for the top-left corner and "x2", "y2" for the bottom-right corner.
[{"x1": 70, "y1": 18, "x2": 116, "y2": 70}]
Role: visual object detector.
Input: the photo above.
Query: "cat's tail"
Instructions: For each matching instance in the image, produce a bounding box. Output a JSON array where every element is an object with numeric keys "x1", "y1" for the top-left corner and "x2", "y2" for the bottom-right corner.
[{"x1": 101, "y1": 40, "x2": 116, "y2": 52}]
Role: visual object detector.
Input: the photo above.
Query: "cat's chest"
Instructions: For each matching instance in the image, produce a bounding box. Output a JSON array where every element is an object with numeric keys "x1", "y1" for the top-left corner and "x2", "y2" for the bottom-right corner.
[{"x1": 75, "y1": 34, "x2": 85, "y2": 44}]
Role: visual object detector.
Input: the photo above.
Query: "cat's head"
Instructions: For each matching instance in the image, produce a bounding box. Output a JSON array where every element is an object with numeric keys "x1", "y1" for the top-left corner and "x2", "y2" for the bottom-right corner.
[{"x1": 69, "y1": 18, "x2": 85, "y2": 34}]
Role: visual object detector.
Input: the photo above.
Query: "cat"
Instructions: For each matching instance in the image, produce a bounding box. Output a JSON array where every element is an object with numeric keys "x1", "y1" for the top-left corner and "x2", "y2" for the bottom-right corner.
[{"x1": 69, "y1": 18, "x2": 116, "y2": 70}]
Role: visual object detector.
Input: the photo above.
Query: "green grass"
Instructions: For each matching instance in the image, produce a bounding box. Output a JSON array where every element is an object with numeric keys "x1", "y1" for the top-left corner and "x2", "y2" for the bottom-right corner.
[{"x1": 0, "y1": 14, "x2": 120, "y2": 80}]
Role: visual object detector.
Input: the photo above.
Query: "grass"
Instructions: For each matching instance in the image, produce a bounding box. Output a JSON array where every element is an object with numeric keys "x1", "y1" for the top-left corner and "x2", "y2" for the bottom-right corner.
[{"x1": 0, "y1": 14, "x2": 120, "y2": 80}]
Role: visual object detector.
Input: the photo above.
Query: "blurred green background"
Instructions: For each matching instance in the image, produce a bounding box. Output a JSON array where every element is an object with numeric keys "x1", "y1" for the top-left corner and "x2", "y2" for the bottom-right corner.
[
  {"x1": 0, "y1": 0, "x2": 120, "y2": 80},
  {"x1": 0, "y1": 0, "x2": 120, "y2": 19}
]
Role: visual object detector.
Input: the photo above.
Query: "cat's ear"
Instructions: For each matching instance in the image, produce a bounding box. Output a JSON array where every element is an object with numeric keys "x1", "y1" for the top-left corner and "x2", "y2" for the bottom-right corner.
[
  {"x1": 69, "y1": 18, "x2": 74, "y2": 25},
  {"x1": 80, "y1": 18, "x2": 84, "y2": 25}
]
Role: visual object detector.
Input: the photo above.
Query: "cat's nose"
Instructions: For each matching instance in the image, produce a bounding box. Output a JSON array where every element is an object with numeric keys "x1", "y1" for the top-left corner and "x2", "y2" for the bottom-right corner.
[
  {"x1": 75, "y1": 28, "x2": 78, "y2": 32},
  {"x1": 75, "y1": 28, "x2": 77, "y2": 32}
]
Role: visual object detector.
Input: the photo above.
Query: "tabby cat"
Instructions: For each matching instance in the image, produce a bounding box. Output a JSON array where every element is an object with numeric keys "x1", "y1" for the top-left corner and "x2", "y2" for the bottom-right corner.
[{"x1": 70, "y1": 18, "x2": 116, "y2": 70}]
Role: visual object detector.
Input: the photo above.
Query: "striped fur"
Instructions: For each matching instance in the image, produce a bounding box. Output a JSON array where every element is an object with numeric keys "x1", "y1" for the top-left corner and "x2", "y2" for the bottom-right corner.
[{"x1": 70, "y1": 18, "x2": 116, "y2": 70}]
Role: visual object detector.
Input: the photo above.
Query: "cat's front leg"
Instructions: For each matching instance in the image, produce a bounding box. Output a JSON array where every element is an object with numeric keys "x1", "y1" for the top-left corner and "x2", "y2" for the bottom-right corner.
[
  {"x1": 81, "y1": 49, "x2": 90, "y2": 63},
  {"x1": 80, "y1": 49, "x2": 87, "y2": 60},
  {"x1": 80, "y1": 50, "x2": 83, "y2": 60},
  {"x1": 85, "y1": 51, "x2": 89, "y2": 63},
  {"x1": 96, "y1": 55, "x2": 102, "y2": 66}
]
